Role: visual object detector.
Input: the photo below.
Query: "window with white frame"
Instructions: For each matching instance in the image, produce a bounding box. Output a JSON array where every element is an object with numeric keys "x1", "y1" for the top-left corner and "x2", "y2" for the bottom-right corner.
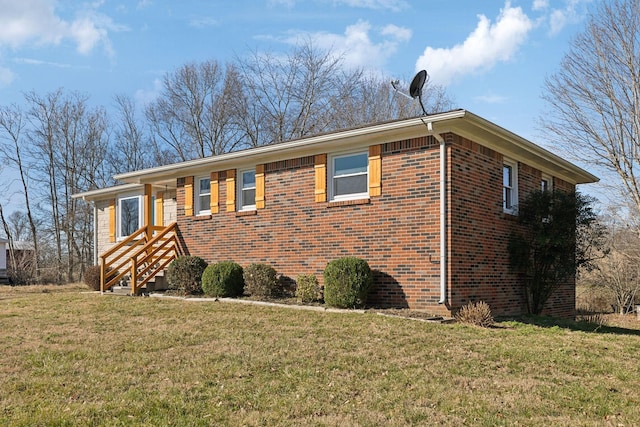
[
  {"x1": 503, "y1": 159, "x2": 518, "y2": 214},
  {"x1": 541, "y1": 173, "x2": 553, "y2": 192},
  {"x1": 330, "y1": 152, "x2": 368, "y2": 201},
  {"x1": 195, "y1": 177, "x2": 211, "y2": 215},
  {"x1": 239, "y1": 169, "x2": 256, "y2": 210},
  {"x1": 117, "y1": 194, "x2": 142, "y2": 239}
]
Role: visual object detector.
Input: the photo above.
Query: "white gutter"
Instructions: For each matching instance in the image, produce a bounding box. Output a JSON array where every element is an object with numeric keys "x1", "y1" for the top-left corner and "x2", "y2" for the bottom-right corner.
[{"x1": 427, "y1": 121, "x2": 447, "y2": 304}]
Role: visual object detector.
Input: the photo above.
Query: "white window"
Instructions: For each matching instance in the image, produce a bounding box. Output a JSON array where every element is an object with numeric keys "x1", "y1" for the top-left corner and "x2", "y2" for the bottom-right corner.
[
  {"x1": 195, "y1": 177, "x2": 211, "y2": 215},
  {"x1": 541, "y1": 174, "x2": 553, "y2": 192},
  {"x1": 117, "y1": 194, "x2": 142, "y2": 239},
  {"x1": 238, "y1": 169, "x2": 256, "y2": 211},
  {"x1": 503, "y1": 159, "x2": 518, "y2": 214},
  {"x1": 330, "y1": 152, "x2": 369, "y2": 201}
]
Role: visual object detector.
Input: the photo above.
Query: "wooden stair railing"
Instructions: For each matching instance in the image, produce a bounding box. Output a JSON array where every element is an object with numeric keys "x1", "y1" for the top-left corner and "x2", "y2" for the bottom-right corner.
[{"x1": 99, "y1": 222, "x2": 180, "y2": 294}]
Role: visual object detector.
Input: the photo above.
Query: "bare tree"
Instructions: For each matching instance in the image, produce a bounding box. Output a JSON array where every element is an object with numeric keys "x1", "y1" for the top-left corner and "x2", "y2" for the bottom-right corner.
[
  {"x1": 238, "y1": 41, "x2": 456, "y2": 147},
  {"x1": 146, "y1": 60, "x2": 245, "y2": 161},
  {"x1": 25, "y1": 89, "x2": 109, "y2": 282},
  {"x1": 541, "y1": 0, "x2": 640, "y2": 212},
  {"x1": 331, "y1": 71, "x2": 455, "y2": 130},
  {"x1": 237, "y1": 41, "x2": 355, "y2": 146},
  {"x1": 108, "y1": 94, "x2": 154, "y2": 175},
  {"x1": 0, "y1": 104, "x2": 40, "y2": 282},
  {"x1": 6, "y1": 211, "x2": 30, "y2": 242},
  {"x1": 581, "y1": 222, "x2": 640, "y2": 314}
]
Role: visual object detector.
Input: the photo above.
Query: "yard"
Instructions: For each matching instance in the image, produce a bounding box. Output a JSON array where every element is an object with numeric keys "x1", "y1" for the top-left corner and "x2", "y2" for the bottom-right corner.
[{"x1": 1, "y1": 284, "x2": 639, "y2": 426}]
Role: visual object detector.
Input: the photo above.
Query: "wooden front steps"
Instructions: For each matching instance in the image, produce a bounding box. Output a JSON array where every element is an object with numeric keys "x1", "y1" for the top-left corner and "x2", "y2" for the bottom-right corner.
[{"x1": 99, "y1": 222, "x2": 182, "y2": 295}]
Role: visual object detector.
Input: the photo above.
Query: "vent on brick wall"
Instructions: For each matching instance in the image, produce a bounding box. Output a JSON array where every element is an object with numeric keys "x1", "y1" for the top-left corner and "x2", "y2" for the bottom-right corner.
[{"x1": 265, "y1": 156, "x2": 315, "y2": 173}]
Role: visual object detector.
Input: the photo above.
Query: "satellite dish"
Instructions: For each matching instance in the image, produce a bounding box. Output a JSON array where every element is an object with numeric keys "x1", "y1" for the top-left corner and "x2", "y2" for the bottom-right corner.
[
  {"x1": 409, "y1": 70, "x2": 427, "y2": 99},
  {"x1": 389, "y1": 69, "x2": 430, "y2": 115},
  {"x1": 408, "y1": 70, "x2": 429, "y2": 115}
]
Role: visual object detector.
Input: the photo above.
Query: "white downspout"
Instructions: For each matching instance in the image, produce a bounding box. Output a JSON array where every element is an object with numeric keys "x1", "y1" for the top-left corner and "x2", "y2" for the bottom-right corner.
[
  {"x1": 427, "y1": 122, "x2": 447, "y2": 304},
  {"x1": 92, "y1": 203, "x2": 98, "y2": 266}
]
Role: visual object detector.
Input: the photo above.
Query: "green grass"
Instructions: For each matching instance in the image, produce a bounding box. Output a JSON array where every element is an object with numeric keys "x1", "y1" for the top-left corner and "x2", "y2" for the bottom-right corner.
[{"x1": 1, "y1": 285, "x2": 640, "y2": 426}]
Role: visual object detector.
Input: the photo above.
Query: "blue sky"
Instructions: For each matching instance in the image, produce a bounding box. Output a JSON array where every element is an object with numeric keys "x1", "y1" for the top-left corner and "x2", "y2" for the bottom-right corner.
[
  {"x1": 0, "y1": 0, "x2": 601, "y2": 209},
  {"x1": 0, "y1": 0, "x2": 595, "y2": 138}
]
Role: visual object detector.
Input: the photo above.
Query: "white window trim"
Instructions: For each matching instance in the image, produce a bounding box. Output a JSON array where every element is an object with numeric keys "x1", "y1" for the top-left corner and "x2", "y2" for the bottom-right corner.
[
  {"x1": 238, "y1": 169, "x2": 256, "y2": 211},
  {"x1": 329, "y1": 151, "x2": 369, "y2": 202},
  {"x1": 503, "y1": 158, "x2": 518, "y2": 215},
  {"x1": 541, "y1": 173, "x2": 553, "y2": 192},
  {"x1": 195, "y1": 176, "x2": 211, "y2": 216},
  {"x1": 116, "y1": 193, "x2": 143, "y2": 240}
]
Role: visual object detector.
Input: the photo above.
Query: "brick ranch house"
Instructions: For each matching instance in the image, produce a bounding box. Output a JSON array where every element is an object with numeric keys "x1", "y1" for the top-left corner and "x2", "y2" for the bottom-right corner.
[{"x1": 74, "y1": 110, "x2": 597, "y2": 318}]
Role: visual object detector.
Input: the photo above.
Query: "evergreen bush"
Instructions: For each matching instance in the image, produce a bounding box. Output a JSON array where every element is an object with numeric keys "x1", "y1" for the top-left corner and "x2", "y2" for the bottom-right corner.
[
  {"x1": 323, "y1": 257, "x2": 372, "y2": 308},
  {"x1": 202, "y1": 261, "x2": 244, "y2": 297},
  {"x1": 295, "y1": 274, "x2": 320, "y2": 303}
]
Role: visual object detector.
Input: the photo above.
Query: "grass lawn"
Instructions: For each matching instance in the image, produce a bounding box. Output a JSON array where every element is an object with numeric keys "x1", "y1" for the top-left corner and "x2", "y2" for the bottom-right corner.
[{"x1": 1, "y1": 285, "x2": 640, "y2": 426}]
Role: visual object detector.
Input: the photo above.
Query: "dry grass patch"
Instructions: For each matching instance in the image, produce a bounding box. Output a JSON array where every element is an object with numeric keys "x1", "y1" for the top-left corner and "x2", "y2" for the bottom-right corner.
[{"x1": 1, "y1": 286, "x2": 640, "y2": 425}]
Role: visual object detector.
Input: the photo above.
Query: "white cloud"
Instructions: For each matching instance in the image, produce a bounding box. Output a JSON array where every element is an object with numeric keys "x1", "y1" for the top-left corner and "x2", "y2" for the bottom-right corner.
[
  {"x1": 532, "y1": 0, "x2": 549, "y2": 11},
  {"x1": 416, "y1": 2, "x2": 533, "y2": 86},
  {"x1": 13, "y1": 57, "x2": 71, "y2": 68},
  {"x1": 0, "y1": 66, "x2": 15, "y2": 87},
  {"x1": 190, "y1": 17, "x2": 219, "y2": 29},
  {"x1": 0, "y1": 0, "x2": 123, "y2": 57},
  {"x1": 529, "y1": 0, "x2": 592, "y2": 36},
  {"x1": 330, "y1": 0, "x2": 409, "y2": 11},
  {"x1": 381, "y1": 24, "x2": 411, "y2": 42},
  {"x1": 289, "y1": 20, "x2": 411, "y2": 70},
  {"x1": 268, "y1": 0, "x2": 408, "y2": 10},
  {"x1": 0, "y1": 0, "x2": 66, "y2": 48},
  {"x1": 546, "y1": 0, "x2": 590, "y2": 35},
  {"x1": 474, "y1": 93, "x2": 508, "y2": 104},
  {"x1": 135, "y1": 78, "x2": 163, "y2": 106}
]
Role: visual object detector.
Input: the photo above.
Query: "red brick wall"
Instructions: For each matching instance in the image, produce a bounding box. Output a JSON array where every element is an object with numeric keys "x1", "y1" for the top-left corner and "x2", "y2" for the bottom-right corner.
[
  {"x1": 447, "y1": 135, "x2": 576, "y2": 318},
  {"x1": 175, "y1": 133, "x2": 576, "y2": 318}
]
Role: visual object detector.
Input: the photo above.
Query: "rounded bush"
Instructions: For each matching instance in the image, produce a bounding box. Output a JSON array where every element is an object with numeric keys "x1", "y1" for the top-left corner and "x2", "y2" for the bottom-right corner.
[
  {"x1": 166, "y1": 256, "x2": 208, "y2": 295},
  {"x1": 295, "y1": 274, "x2": 320, "y2": 303},
  {"x1": 244, "y1": 263, "x2": 279, "y2": 298},
  {"x1": 202, "y1": 261, "x2": 244, "y2": 298},
  {"x1": 323, "y1": 257, "x2": 373, "y2": 309}
]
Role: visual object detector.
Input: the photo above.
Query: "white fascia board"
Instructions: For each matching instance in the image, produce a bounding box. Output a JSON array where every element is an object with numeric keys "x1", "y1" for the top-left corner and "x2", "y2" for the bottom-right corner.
[
  {"x1": 114, "y1": 111, "x2": 467, "y2": 185},
  {"x1": 72, "y1": 183, "x2": 144, "y2": 201},
  {"x1": 112, "y1": 109, "x2": 597, "y2": 187}
]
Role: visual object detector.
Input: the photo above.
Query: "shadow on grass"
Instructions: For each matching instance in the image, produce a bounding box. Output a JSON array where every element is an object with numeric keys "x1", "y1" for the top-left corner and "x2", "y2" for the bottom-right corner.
[{"x1": 498, "y1": 314, "x2": 640, "y2": 336}]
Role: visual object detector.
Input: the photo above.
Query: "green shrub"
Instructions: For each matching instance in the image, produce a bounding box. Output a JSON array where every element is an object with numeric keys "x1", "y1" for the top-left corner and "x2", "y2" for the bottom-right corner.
[
  {"x1": 202, "y1": 261, "x2": 244, "y2": 298},
  {"x1": 244, "y1": 263, "x2": 279, "y2": 298},
  {"x1": 455, "y1": 301, "x2": 494, "y2": 327},
  {"x1": 166, "y1": 256, "x2": 208, "y2": 295},
  {"x1": 323, "y1": 257, "x2": 373, "y2": 309},
  {"x1": 295, "y1": 274, "x2": 320, "y2": 303}
]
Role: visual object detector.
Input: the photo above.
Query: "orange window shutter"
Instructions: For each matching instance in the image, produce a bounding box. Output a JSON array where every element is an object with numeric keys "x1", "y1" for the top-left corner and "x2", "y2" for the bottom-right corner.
[
  {"x1": 226, "y1": 169, "x2": 236, "y2": 212},
  {"x1": 210, "y1": 171, "x2": 219, "y2": 214},
  {"x1": 155, "y1": 191, "x2": 164, "y2": 226},
  {"x1": 256, "y1": 164, "x2": 265, "y2": 209},
  {"x1": 184, "y1": 176, "x2": 194, "y2": 216},
  {"x1": 108, "y1": 199, "x2": 116, "y2": 243},
  {"x1": 369, "y1": 145, "x2": 382, "y2": 197},
  {"x1": 314, "y1": 154, "x2": 327, "y2": 202}
]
